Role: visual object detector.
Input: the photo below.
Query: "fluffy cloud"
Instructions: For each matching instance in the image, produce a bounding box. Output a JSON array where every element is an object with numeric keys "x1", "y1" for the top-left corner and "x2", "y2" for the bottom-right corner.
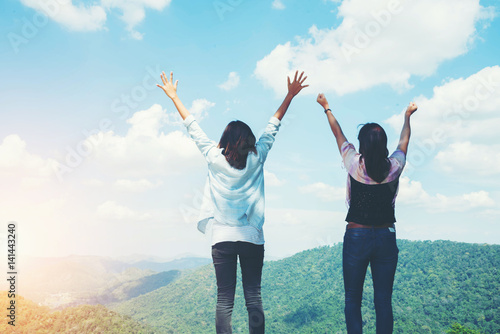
[
  {"x1": 435, "y1": 142, "x2": 500, "y2": 177},
  {"x1": 19, "y1": 0, "x2": 171, "y2": 38},
  {"x1": 51, "y1": 103, "x2": 214, "y2": 182},
  {"x1": 397, "y1": 176, "x2": 495, "y2": 212},
  {"x1": 101, "y1": 0, "x2": 172, "y2": 39},
  {"x1": 166, "y1": 99, "x2": 215, "y2": 126},
  {"x1": 218, "y1": 72, "x2": 240, "y2": 91},
  {"x1": 299, "y1": 182, "x2": 346, "y2": 202},
  {"x1": 19, "y1": 0, "x2": 107, "y2": 31},
  {"x1": 386, "y1": 66, "x2": 500, "y2": 143},
  {"x1": 385, "y1": 66, "x2": 500, "y2": 177},
  {"x1": 264, "y1": 170, "x2": 286, "y2": 186},
  {"x1": 82, "y1": 104, "x2": 207, "y2": 178},
  {"x1": 189, "y1": 99, "x2": 216, "y2": 121},
  {"x1": 0, "y1": 134, "x2": 56, "y2": 188},
  {"x1": 255, "y1": 0, "x2": 494, "y2": 96}
]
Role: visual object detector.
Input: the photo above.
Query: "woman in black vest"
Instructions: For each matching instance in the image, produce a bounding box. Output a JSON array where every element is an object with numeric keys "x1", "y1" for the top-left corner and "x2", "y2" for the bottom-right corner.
[{"x1": 317, "y1": 93, "x2": 417, "y2": 334}]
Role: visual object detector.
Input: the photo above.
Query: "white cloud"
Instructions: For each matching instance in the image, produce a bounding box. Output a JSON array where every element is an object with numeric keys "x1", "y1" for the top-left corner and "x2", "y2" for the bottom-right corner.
[
  {"x1": 0, "y1": 134, "x2": 56, "y2": 188},
  {"x1": 126, "y1": 103, "x2": 167, "y2": 137},
  {"x1": 397, "y1": 176, "x2": 495, "y2": 212},
  {"x1": 272, "y1": 0, "x2": 285, "y2": 10},
  {"x1": 385, "y1": 66, "x2": 500, "y2": 178},
  {"x1": 114, "y1": 178, "x2": 161, "y2": 192},
  {"x1": 189, "y1": 99, "x2": 216, "y2": 121},
  {"x1": 19, "y1": 0, "x2": 172, "y2": 38},
  {"x1": 264, "y1": 170, "x2": 286, "y2": 186},
  {"x1": 299, "y1": 182, "x2": 345, "y2": 202},
  {"x1": 255, "y1": 0, "x2": 494, "y2": 96},
  {"x1": 20, "y1": 0, "x2": 107, "y2": 31},
  {"x1": 434, "y1": 142, "x2": 500, "y2": 177},
  {"x1": 101, "y1": 0, "x2": 172, "y2": 39},
  {"x1": 83, "y1": 104, "x2": 206, "y2": 178},
  {"x1": 218, "y1": 72, "x2": 240, "y2": 91},
  {"x1": 386, "y1": 66, "x2": 500, "y2": 144},
  {"x1": 97, "y1": 200, "x2": 151, "y2": 221},
  {"x1": 166, "y1": 99, "x2": 215, "y2": 126}
]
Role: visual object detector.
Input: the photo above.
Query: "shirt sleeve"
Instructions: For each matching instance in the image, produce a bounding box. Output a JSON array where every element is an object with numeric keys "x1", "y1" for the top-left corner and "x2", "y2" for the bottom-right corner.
[
  {"x1": 389, "y1": 149, "x2": 406, "y2": 171},
  {"x1": 341, "y1": 141, "x2": 359, "y2": 175},
  {"x1": 255, "y1": 116, "x2": 281, "y2": 164},
  {"x1": 183, "y1": 115, "x2": 218, "y2": 163}
]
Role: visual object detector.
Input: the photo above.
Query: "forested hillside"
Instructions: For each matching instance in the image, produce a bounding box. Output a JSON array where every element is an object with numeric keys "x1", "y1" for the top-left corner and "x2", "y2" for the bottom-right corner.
[
  {"x1": 0, "y1": 294, "x2": 158, "y2": 333},
  {"x1": 113, "y1": 240, "x2": 499, "y2": 333}
]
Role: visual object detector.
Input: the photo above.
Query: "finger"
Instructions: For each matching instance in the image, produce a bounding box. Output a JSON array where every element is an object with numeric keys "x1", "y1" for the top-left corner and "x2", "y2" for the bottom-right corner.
[
  {"x1": 170, "y1": 71, "x2": 174, "y2": 84},
  {"x1": 161, "y1": 71, "x2": 167, "y2": 85},
  {"x1": 300, "y1": 75, "x2": 307, "y2": 84},
  {"x1": 298, "y1": 71, "x2": 305, "y2": 82},
  {"x1": 287, "y1": 76, "x2": 291, "y2": 86},
  {"x1": 294, "y1": 70, "x2": 298, "y2": 82},
  {"x1": 301, "y1": 84, "x2": 309, "y2": 88},
  {"x1": 175, "y1": 80, "x2": 178, "y2": 89}
]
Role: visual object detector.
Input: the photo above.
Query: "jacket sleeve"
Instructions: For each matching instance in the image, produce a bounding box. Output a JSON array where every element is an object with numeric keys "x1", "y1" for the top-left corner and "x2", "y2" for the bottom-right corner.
[
  {"x1": 255, "y1": 116, "x2": 281, "y2": 164},
  {"x1": 183, "y1": 115, "x2": 218, "y2": 163}
]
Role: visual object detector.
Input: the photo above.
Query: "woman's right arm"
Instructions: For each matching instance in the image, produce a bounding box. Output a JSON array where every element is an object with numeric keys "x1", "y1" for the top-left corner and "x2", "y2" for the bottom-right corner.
[
  {"x1": 157, "y1": 71, "x2": 191, "y2": 120},
  {"x1": 273, "y1": 71, "x2": 309, "y2": 121},
  {"x1": 317, "y1": 93, "x2": 348, "y2": 153},
  {"x1": 396, "y1": 102, "x2": 418, "y2": 155},
  {"x1": 158, "y1": 71, "x2": 216, "y2": 160}
]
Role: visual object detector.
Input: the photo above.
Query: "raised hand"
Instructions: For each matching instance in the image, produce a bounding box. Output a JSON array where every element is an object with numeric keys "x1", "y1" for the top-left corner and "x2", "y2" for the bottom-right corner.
[
  {"x1": 287, "y1": 70, "x2": 309, "y2": 97},
  {"x1": 406, "y1": 102, "x2": 418, "y2": 117},
  {"x1": 316, "y1": 93, "x2": 329, "y2": 109},
  {"x1": 157, "y1": 71, "x2": 179, "y2": 100}
]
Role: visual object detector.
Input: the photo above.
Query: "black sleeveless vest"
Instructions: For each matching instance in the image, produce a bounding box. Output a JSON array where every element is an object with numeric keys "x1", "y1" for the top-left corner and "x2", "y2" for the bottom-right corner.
[{"x1": 345, "y1": 175, "x2": 399, "y2": 226}]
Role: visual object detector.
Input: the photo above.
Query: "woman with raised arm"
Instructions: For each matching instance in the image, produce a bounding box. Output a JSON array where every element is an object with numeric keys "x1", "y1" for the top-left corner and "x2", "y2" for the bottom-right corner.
[
  {"x1": 316, "y1": 93, "x2": 417, "y2": 334},
  {"x1": 158, "y1": 71, "x2": 308, "y2": 334}
]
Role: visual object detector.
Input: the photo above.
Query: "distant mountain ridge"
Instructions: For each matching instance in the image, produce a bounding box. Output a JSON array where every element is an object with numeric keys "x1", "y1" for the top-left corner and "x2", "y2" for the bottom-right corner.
[
  {"x1": 112, "y1": 240, "x2": 500, "y2": 333},
  {"x1": 129, "y1": 257, "x2": 213, "y2": 272},
  {"x1": 5, "y1": 255, "x2": 211, "y2": 309}
]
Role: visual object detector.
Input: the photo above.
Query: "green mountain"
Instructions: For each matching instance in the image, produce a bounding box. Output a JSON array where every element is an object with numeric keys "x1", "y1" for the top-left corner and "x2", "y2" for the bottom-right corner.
[
  {"x1": 98, "y1": 270, "x2": 182, "y2": 305},
  {"x1": 112, "y1": 240, "x2": 500, "y2": 333},
  {"x1": 0, "y1": 294, "x2": 158, "y2": 334}
]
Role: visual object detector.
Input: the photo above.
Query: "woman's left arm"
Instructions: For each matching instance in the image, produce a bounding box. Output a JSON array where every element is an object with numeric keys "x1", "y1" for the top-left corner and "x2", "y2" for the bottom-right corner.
[
  {"x1": 157, "y1": 71, "x2": 191, "y2": 120},
  {"x1": 396, "y1": 102, "x2": 418, "y2": 155}
]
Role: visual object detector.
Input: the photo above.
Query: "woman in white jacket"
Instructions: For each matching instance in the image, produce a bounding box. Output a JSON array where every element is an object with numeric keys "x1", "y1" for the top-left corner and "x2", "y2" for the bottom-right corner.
[{"x1": 157, "y1": 70, "x2": 308, "y2": 334}]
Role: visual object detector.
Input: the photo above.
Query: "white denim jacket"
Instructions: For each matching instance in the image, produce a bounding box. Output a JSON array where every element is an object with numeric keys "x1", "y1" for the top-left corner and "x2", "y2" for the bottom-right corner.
[{"x1": 183, "y1": 115, "x2": 281, "y2": 239}]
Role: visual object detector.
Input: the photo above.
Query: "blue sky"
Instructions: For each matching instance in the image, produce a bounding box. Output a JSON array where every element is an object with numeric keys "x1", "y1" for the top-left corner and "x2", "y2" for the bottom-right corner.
[{"x1": 0, "y1": 0, "x2": 499, "y2": 260}]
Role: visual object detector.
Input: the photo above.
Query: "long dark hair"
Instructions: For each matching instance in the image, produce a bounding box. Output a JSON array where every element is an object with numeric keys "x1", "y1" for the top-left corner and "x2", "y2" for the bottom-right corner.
[
  {"x1": 218, "y1": 120, "x2": 257, "y2": 169},
  {"x1": 358, "y1": 123, "x2": 391, "y2": 183}
]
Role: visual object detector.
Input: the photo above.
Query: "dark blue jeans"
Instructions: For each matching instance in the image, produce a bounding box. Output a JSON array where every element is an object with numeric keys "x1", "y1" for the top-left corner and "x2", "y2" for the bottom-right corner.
[
  {"x1": 212, "y1": 241, "x2": 265, "y2": 334},
  {"x1": 343, "y1": 227, "x2": 399, "y2": 334}
]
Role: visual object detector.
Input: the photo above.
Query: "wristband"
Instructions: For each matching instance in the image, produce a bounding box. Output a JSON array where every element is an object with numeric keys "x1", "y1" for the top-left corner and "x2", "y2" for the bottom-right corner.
[{"x1": 324, "y1": 108, "x2": 331, "y2": 114}]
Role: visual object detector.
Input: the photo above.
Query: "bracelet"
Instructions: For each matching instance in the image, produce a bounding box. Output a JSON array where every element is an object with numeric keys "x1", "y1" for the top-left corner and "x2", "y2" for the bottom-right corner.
[{"x1": 324, "y1": 108, "x2": 331, "y2": 114}]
